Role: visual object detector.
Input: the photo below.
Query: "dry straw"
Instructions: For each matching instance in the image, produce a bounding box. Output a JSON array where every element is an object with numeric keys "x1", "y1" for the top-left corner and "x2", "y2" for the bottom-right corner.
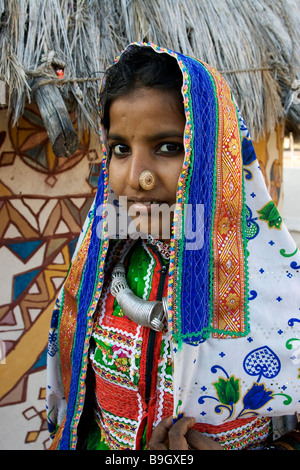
[{"x1": 0, "y1": 0, "x2": 299, "y2": 139}]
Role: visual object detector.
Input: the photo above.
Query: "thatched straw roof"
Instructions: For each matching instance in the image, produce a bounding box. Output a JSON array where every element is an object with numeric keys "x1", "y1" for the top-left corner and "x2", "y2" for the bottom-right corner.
[{"x1": 0, "y1": 0, "x2": 300, "y2": 141}]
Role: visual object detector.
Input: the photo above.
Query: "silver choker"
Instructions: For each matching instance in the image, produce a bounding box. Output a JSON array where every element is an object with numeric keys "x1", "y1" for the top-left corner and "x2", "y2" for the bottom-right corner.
[{"x1": 110, "y1": 262, "x2": 168, "y2": 331}]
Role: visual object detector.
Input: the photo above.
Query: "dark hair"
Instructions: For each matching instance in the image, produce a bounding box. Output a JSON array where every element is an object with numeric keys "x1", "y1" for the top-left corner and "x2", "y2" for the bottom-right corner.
[{"x1": 100, "y1": 45, "x2": 184, "y2": 129}]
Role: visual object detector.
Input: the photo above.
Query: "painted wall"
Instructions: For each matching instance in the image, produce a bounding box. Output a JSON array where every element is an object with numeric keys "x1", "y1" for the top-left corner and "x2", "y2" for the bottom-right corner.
[
  {"x1": 0, "y1": 103, "x2": 102, "y2": 449},
  {"x1": 252, "y1": 123, "x2": 284, "y2": 211}
]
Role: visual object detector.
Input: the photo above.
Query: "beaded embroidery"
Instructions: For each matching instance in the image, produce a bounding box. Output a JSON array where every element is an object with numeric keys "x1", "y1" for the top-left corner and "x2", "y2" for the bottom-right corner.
[
  {"x1": 196, "y1": 416, "x2": 271, "y2": 450},
  {"x1": 146, "y1": 235, "x2": 171, "y2": 260},
  {"x1": 205, "y1": 64, "x2": 248, "y2": 338},
  {"x1": 90, "y1": 241, "x2": 173, "y2": 449}
]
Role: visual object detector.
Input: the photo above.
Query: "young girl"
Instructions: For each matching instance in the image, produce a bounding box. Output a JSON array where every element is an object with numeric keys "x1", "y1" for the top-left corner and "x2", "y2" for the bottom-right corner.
[{"x1": 47, "y1": 43, "x2": 300, "y2": 451}]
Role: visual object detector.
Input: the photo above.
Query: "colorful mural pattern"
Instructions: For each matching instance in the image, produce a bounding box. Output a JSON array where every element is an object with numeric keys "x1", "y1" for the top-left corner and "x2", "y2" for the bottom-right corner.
[{"x1": 0, "y1": 105, "x2": 101, "y2": 449}]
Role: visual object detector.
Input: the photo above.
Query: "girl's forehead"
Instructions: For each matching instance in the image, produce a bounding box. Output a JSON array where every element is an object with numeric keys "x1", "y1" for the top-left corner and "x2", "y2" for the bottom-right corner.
[{"x1": 108, "y1": 87, "x2": 186, "y2": 134}]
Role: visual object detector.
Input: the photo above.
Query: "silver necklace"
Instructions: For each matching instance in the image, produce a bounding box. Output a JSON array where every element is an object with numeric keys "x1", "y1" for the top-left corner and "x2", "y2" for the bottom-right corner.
[{"x1": 110, "y1": 241, "x2": 168, "y2": 331}]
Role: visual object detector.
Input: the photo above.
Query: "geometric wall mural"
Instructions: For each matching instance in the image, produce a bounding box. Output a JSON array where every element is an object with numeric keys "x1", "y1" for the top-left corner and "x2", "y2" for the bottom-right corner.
[{"x1": 0, "y1": 105, "x2": 101, "y2": 449}]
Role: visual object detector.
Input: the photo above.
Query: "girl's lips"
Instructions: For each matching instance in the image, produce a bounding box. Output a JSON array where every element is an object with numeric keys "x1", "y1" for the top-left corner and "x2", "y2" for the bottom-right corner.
[
  {"x1": 128, "y1": 200, "x2": 167, "y2": 216},
  {"x1": 129, "y1": 201, "x2": 154, "y2": 214}
]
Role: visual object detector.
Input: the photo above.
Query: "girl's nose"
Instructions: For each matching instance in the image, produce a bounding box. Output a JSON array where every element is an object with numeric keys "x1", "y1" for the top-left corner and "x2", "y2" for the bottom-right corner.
[
  {"x1": 139, "y1": 170, "x2": 156, "y2": 191},
  {"x1": 127, "y1": 150, "x2": 152, "y2": 191}
]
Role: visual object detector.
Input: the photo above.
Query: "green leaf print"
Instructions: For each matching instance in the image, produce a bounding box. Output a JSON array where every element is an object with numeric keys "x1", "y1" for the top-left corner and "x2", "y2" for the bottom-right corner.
[{"x1": 257, "y1": 201, "x2": 282, "y2": 229}]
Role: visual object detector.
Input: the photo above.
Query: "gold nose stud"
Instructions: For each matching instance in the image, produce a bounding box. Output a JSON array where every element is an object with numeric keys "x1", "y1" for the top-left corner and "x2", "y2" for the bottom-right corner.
[{"x1": 139, "y1": 170, "x2": 156, "y2": 190}]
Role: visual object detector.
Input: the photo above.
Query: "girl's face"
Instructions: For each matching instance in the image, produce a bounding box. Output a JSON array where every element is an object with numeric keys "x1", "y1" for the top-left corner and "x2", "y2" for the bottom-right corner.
[{"x1": 108, "y1": 87, "x2": 185, "y2": 240}]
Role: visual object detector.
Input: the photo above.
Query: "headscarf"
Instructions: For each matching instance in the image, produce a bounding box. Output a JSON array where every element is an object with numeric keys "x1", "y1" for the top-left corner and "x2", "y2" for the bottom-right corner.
[{"x1": 47, "y1": 43, "x2": 300, "y2": 450}]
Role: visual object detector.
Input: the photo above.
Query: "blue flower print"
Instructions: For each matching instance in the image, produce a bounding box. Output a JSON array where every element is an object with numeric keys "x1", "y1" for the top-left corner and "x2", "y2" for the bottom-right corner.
[{"x1": 241, "y1": 383, "x2": 273, "y2": 412}]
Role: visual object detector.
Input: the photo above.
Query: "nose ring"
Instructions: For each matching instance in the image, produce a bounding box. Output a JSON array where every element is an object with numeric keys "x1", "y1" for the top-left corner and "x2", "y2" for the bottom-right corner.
[{"x1": 139, "y1": 170, "x2": 155, "y2": 191}]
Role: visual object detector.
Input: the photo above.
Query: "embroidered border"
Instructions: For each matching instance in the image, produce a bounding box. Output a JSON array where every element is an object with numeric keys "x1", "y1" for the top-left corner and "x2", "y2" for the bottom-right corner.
[
  {"x1": 69, "y1": 146, "x2": 110, "y2": 449},
  {"x1": 99, "y1": 409, "x2": 138, "y2": 449},
  {"x1": 195, "y1": 416, "x2": 271, "y2": 450},
  {"x1": 58, "y1": 224, "x2": 93, "y2": 400},
  {"x1": 154, "y1": 335, "x2": 174, "y2": 427},
  {"x1": 206, "y1": 65, "x2": 249, "y2": 338}
]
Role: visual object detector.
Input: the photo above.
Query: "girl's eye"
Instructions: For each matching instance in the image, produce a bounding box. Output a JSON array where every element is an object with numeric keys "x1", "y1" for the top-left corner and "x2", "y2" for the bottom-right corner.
[
  {"x1": 159, "y1": 143, "x2": 183, "y2": 154},
  {"x1": 111, "y1": 144, "x2": 130, "y2": 157}
]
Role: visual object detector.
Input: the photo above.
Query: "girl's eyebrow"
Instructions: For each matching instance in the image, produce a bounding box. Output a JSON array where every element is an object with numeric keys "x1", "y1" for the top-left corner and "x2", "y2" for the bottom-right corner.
[
  {"x1": 107, "y1": 130, "x2": 183, "y2": 142},
  {"x1": 107, "y1": 133, "x2": 126, "y2": 142},
  {"x1": 148, "y1": 131, "x2": 184, "y2": 141}
]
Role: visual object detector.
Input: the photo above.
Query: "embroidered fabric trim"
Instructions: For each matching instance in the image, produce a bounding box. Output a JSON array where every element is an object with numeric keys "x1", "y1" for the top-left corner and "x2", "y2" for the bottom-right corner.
[
  {"x1": 196, "y1": 416, "x2": 271, "y2": 450},
  {"x1": 89, "y1": 240, "x2": 173, "y2": 450},
  {"x1": 205, "y1": 64, "x2": 248, "y2": 338},
  {"x1": 146, "y1": 235, "x2": 171, "y2": 260}
]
